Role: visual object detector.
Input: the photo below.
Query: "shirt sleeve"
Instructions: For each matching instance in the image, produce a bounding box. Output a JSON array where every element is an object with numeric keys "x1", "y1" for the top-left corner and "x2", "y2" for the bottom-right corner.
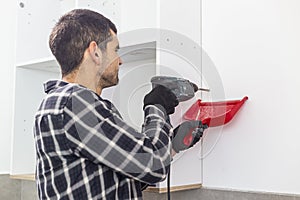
[{"x1": 63, "y1": 87, "x2": 172, "y2": 184}]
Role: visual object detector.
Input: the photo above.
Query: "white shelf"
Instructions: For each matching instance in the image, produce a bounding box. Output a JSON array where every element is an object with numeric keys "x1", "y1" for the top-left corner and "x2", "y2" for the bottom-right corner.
[
  {"x1": 15, "y1": 42, "x2": 156, "y2": 73},
  {"x1": 118, "y1": 42, "x2": 156, "y2": 63},
  {"x1": 16, "y1": 57, "x2": 60, "y2": 73}
]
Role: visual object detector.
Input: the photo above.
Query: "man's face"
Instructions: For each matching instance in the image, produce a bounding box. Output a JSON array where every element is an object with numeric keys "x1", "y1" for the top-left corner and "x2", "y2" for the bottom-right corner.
[{"x1": 99, "y1": 30, "x2": 122, "y2": 88}]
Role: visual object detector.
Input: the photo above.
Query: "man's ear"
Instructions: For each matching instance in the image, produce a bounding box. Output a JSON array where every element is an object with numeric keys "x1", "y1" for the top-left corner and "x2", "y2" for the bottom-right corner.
[{"x1": 88, "y1": 41, "x2": 102, "y2": 64}]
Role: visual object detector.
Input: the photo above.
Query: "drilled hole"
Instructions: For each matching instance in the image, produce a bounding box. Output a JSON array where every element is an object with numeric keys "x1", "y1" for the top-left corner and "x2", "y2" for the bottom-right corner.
[{"x1": 19, "y1": 2, "x2": 25, "y2": 8}]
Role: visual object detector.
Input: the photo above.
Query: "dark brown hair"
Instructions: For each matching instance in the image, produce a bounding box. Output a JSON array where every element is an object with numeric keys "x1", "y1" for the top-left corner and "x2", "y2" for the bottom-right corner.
[{"x1": 49, "y1": 9, "x2": 117, "y2": 76}]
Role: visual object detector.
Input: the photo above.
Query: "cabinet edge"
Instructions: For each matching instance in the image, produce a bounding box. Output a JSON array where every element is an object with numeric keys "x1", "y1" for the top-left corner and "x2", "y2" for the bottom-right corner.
[
  {"x1": 10, "y1": 174, "x2": 35, "y2": 181},
  {"x1": 145, "y1": 183, "x2": 202, "y2": 193}
]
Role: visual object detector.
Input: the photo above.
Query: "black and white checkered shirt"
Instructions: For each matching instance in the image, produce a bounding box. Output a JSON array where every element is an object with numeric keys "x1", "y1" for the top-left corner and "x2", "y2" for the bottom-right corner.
[{"x1": 34, "y1": 80, "x2": 172, "y2": 200}]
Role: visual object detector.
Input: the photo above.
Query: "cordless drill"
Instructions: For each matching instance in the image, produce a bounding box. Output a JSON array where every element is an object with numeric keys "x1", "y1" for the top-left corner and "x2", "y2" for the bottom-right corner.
[{"x1": 150, "y1": 76, "x2": 209, "y2": 149}]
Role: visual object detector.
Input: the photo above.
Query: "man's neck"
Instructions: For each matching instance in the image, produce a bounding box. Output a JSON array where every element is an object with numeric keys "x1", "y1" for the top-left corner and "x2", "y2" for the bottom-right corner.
[{"x1": 62, "y1": 71, "x2": 102, "y2": 96}]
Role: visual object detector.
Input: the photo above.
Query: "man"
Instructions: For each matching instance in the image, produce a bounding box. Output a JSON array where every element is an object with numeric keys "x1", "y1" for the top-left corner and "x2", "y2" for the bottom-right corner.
[{"x1": 34, "y1": 9, "x2": 206, "y2": 199}]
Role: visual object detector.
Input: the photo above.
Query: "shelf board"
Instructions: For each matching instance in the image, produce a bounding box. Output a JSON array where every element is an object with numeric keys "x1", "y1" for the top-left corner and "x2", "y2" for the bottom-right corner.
[
  {"x1": 118, "y1": 41, "x2": 156, "y2": 63},
  {"x1": 16, "y1": 57, "x2": 60, "y2": 73},
  {"x1": 16, "y1": 41, "x2": 156, "y2": 73}
]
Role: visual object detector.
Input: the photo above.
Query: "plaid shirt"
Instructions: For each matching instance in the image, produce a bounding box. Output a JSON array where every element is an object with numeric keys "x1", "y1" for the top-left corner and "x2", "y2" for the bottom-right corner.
[{"x1": 34, "y1": 80, "x2": 172, "y2": 200}]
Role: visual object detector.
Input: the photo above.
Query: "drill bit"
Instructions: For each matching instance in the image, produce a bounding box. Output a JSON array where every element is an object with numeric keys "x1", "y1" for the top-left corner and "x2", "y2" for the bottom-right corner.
[{"x1": 191, "y1": 82, "x2": 210, "y2": 92}]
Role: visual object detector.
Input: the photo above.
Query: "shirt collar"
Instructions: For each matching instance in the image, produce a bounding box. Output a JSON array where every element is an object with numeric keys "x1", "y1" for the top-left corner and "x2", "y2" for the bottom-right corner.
[{"x1": 43, "y1": 80, "x2": 69, "y2": 94}]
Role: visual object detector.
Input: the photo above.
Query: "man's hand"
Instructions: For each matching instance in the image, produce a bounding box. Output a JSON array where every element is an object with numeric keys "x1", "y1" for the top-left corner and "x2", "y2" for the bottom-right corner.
[
  {"x1": 172, "y1": 120, "x2": 208, "y2": 153},
  {"x1": 143, "y1": 85, "x2": 179, "y2": 115}
]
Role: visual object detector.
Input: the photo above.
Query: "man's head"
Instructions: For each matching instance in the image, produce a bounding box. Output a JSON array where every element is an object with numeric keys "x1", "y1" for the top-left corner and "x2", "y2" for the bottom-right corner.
[{"x1": 49, "y1": 9, "x2": 122, "y2": 92}]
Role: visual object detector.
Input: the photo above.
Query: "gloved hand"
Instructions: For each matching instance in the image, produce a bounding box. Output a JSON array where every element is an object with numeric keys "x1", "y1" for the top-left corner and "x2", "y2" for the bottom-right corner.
[
  {"x1": 143, "y1": 85, "x2": 179, "y2": 115},
  {"x1": 172, "y1": 120, "x2": 208, "y2": 153}
]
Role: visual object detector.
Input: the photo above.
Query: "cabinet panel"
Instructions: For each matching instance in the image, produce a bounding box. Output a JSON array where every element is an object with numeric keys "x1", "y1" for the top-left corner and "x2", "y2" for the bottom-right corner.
[
  {"x1": 16, "y1": 0, "x2": 121, "y2": 64},
  {"x1": 11, "y1": 68, "x2": 59, "y2": 174},
  {"x1": 120, "y1": 0, "x2": 158, "y2": 32},
  {"x1": 0, "y1": 0, "x2": 17, "y2": 173},
  {"x1": 76, "y1": 0, "x2": 121, "y2": 28},
  {"x1": 154, "y1": 1, "x2": 204, "y2": 190},
  {"x1": 160, "y1": 0, "x2": 201, "y2": 44},
  {"x1": 156, "y1": 42, "x2": 203, "y2": 190},
  {"x1": 16, "y1": 0, "x2": 61, "y2": 64}
]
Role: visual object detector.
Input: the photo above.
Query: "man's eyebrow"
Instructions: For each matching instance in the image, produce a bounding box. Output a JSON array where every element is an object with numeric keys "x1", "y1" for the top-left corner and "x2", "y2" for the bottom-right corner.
[{"x1": 116, "y1": 45, "x2": 120, "y2": 49}]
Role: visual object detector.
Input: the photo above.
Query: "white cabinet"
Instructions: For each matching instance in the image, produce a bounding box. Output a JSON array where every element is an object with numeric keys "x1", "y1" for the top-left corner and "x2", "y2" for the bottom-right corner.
[
  {"x1": 120, "y1": 0, "x2": 158, "y2": 32},
  {"x1": 12, "y1": 0, "x2": 63, "y2": 176},
  {"x1": 12, "y1": 0, "x2": 124, "y2": 175},
  {"x1": 0, "y1": 0, "x2": 17, "y2": 173},
  {"x1": 11, "y1": 0, "x2": 204, "y2": 193},
  {"x1": 160, "y1": 0, "x2": 201, "y2": 44},
  {"x1": 16, "y1": 0, "x2": 61, "y2": 64},
  {"x1": 11, "y1": 66, "x2": 60, "y2": 175},
  {"x1": 11, "y1": 46, "x2": 156, "y2": 175},
  {"x1": 16, "y1": 0, "x2": 122, "y2": 64}
]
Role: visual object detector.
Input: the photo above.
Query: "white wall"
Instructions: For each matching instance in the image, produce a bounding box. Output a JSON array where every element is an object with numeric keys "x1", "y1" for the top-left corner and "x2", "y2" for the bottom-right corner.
[
  {"x1": 202, "y1": 0, "x2": 300, "y2": 195},
  {"x1": 0, "y1": 1, "x2": 17, "y2": 173}
]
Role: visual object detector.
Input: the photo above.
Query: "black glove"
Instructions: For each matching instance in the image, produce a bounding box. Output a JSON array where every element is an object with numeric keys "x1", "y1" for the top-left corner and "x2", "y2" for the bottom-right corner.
[
  {"x1": 172, "y1": 120, "x2": 208, "y2": 153},
  {"x1": 143, "y1": 85, "x2": 179, "y2": 115}
]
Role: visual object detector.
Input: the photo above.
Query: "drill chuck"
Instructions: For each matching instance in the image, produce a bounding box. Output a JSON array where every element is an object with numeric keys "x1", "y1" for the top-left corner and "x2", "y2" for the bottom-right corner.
[{"x1": 150, "y1": 76, "x2": 209, "y2": 102}]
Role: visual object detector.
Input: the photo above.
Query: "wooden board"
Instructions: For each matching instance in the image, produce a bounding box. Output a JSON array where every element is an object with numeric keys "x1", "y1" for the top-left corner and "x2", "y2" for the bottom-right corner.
[
  {"x1": 145, "y1": 183, "x2": 202, "y2": 193},
  {"x1": 10, "y1": 174, "x2": 35, "y2": 181}
]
